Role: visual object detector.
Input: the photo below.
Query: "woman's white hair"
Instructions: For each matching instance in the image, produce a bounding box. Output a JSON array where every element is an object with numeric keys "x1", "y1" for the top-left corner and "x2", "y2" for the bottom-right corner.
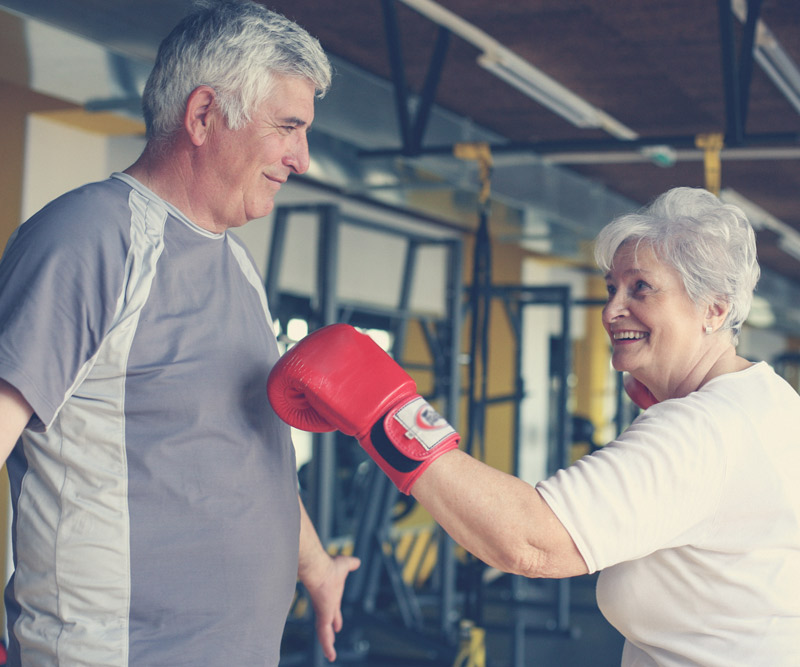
[
  {"x1": 594, "y1": 187, "x2": 760, "y2": 345},
  {"x1": 142, "y1": 0, "x2": 331, "y2": 144}
]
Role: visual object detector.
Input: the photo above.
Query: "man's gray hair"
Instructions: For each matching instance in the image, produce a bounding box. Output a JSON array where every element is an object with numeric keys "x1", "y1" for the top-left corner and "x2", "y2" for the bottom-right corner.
[
  {"x1": 594, "y1": 187, "x2": 760, "y2": 345},
  {"x1": 142, "y1": 0, "x2": 331, "y2": 143}
]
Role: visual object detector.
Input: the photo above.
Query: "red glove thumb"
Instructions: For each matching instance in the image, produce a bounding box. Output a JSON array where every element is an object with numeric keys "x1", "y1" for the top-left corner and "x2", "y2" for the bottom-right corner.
[{"x1": 623, "y1": 373, "x2": 659, "y2": 410}]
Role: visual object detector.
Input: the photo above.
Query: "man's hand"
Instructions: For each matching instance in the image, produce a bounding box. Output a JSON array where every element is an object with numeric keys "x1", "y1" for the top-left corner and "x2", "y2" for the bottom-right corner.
[
  {"x1": 302, "y1": 553, "x2": 361, "y2": 662},
  {"x1": 297, "y1": 496, "x2": 360, "y2": 662}
]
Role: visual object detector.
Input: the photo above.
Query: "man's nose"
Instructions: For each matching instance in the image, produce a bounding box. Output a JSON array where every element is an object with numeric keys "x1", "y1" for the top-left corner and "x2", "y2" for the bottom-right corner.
[{"x1": 285, "y1": 132, "x2": 310, "y2": 174}]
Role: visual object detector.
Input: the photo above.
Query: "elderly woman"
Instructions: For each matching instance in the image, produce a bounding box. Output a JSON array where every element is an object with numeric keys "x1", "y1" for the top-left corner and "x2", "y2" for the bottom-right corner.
[{"x1": 269, "y1": 187, "x2": 800, "y2": 665}]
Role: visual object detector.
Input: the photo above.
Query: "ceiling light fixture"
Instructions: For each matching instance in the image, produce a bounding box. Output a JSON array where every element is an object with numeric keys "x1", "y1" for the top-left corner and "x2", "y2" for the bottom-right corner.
[
  {"x1": 731, "y1": 0, "x2": 800, "y2": 114},
  {"x1": 397, "y1": 0, "x2": 638, "y2": 140},
  {"x1": 477, "y1": 50, "x2": 638, "y2": 139},
  {"x1": 777, "y1": 232, "x2": 800, "y2": 263},
  {"x1": 753, "y1": 39, "x2": 800, "y2": 115},
  {"x1": 721, "y1": 188, "x2": 800, "y2": 263}
]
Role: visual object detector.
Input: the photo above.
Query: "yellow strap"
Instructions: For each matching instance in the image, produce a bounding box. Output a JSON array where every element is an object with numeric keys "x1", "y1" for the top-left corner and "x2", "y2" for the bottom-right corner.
[
  {"x1": 454, "y1": 142, "x2": 493, "y2": 205},
  {"x1": 452, "y1": 620, "x2": 486, "y2": 667},
  {"x1": 695, "y1": 133, "x2": 724, "y2": 196}
]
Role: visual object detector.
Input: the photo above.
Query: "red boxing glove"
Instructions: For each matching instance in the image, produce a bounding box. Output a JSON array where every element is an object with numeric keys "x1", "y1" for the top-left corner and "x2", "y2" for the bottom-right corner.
[
  {"x1": 267, "y1": 324, "x2": 459, "y2": 494},
  {"x1": 623, "y1": 373, "x2": 659, "y2": 410}
]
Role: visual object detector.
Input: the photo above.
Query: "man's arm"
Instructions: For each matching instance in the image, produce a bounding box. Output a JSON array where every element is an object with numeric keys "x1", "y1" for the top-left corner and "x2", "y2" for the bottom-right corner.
[
  {"x1": 0, "y1": 379, "x2": 33, "y2": 466},
  {"x1": 297, "y1": 495, "x2": 360, "y2": 663}
]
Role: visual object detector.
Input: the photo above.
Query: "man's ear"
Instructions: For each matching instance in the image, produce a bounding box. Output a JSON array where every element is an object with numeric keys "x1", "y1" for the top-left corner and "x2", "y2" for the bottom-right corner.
[{"x1": 184, "y1": 85, "x2": 217, "y2": 147}]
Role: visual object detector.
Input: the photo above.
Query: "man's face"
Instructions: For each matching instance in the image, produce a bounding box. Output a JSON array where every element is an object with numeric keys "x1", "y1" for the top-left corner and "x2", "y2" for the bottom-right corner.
[{"x1": 204, "y1": 75, "x2": 316, "y2": 230}]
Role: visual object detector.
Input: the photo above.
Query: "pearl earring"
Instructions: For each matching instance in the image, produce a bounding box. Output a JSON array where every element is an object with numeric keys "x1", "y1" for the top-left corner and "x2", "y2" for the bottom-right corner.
[{"x1": 705, "y1": 325, "x2": 713, "y2": 335}]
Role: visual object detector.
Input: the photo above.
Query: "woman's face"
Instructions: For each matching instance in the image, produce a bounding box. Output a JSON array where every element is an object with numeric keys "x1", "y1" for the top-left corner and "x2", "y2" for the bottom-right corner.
[{"x1": 602, "y1": 241, "x2": 709, "y2": 393}]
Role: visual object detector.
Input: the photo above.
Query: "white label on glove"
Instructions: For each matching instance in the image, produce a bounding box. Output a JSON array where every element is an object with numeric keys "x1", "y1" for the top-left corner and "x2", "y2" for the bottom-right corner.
[{"x1": 393, "y1": 397, "x2": 456, "y2": 450}]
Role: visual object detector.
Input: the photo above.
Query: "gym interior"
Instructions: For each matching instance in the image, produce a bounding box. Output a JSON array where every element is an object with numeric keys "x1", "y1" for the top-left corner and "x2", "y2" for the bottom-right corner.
[{"x1": 1, "y1": 2, "x2": 799, "y2": 665}]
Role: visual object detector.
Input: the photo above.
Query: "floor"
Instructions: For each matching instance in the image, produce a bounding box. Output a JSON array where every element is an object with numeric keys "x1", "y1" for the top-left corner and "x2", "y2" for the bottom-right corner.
[{"x1": 281, "y1": 572, "x2": 625, "y2": 666}]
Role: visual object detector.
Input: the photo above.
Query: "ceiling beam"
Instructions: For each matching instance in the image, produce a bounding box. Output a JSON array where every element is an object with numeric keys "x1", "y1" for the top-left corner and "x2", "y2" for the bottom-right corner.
[
  {"x1": 381, "y1": 0, "x2": 452, "y2": 156},
  {"x1": 717, "y1": 0, "x2": 763, "y2": 145},
  {"x1": 358, "y1": 131, "x2": 800, "y2": 161}
]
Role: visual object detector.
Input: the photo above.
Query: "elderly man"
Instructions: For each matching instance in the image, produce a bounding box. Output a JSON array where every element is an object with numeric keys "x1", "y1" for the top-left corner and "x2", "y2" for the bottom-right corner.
[{"x1": 0, "y1": 2, "x2": 357, "y2": 664}]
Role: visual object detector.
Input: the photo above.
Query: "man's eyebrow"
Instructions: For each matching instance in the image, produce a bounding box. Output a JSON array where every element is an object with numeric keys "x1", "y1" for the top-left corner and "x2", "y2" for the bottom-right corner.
[{"x1": 281, "y1": 116, "x2": 309, "y2": 127}]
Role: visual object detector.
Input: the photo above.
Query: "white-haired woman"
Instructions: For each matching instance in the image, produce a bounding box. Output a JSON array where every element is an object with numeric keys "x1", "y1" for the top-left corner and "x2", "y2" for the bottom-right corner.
[
  {"x1": 269, "y1": 186, "x2": 800, "y2": 665},
  {"x1": 416, "y1": 187, "x2": 800, "y2": 665}
]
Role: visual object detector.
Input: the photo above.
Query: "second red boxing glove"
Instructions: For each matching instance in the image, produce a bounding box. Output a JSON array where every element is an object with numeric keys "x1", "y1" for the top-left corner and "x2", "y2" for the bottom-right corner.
[
  {"x1": 267, "y1": 324, "x2": 459, "y2": 494},
  {"x1": 623, "y1": 372, "x2": 659, "y2": 410}
]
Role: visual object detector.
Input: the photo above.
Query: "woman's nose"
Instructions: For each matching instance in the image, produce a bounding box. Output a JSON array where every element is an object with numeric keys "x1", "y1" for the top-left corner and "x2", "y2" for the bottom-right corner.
[{"x1": 602, "y1": 292, "x2": 628, "y2": 323}]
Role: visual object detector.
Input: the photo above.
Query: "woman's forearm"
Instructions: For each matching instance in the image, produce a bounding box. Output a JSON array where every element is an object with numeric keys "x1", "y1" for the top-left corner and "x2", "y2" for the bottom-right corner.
[{"x1": 411, "y1": 450, "x2": 588, "y2": 579}]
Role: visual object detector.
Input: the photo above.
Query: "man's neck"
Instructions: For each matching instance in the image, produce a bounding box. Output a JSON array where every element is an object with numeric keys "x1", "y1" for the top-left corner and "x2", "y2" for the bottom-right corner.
[{"x1": 124, "y1": 145, "x2": 221, "y2": 232}]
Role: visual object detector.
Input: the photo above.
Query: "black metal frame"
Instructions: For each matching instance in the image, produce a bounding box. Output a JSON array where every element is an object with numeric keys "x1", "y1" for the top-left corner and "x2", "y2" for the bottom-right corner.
[
  {"x1": 364, "y1": 0, "x2": 788, "y2": 162},
  {"x1": 462, "y1": 289, "x2": 638, "y2": 666},
  {"x1": 460, "y1": 285, "x2": 575, "y2": 667}
]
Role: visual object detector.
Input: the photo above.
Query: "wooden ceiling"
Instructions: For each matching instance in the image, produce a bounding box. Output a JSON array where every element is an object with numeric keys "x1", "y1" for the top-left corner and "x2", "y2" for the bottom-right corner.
[
  {"x1": 2, "y1": 0, "x2": 799, "y2": 283},
  {"x1": 259, "y1": 0, "x2": 800, "y2": 281}
]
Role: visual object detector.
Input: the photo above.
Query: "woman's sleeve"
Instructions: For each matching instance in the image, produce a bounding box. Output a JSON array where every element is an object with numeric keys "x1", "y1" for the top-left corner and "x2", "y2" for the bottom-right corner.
[{"x1": 536, "y1": 398, "x2": 727, "y2": 573}]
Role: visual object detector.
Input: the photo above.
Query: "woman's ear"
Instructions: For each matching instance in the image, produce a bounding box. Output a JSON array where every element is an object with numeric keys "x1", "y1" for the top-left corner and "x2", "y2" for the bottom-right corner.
[
  {"x1": 183, "y1": 85, "x2": 217, "y2": 147},
  {"x1": 704, "y1": 300, "x2": 730, "y2": 333}
]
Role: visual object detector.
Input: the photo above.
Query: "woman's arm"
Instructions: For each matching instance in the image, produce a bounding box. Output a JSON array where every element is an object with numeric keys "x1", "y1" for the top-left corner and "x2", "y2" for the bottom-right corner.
[{"x1": 412, "y1": 450, "x2": 588, "y2": 579}]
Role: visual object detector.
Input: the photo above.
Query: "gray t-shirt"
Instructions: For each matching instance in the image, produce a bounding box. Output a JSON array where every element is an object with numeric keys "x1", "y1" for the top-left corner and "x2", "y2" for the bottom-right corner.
[{"x1": 0, "y1": 173, "x2": 299, "y2": 666}]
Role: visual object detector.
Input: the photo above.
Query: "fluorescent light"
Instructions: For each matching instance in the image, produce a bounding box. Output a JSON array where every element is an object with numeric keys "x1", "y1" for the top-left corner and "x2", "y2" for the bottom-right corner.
[
  {"x1": 753, "y1": 43, "x2": 800, "y2": 114},
  {"x1": 721, "y1": 188, "x2": 800, "y2": 263},
  {"x1": 398, "y1": 0, "x2": 638, "y2": 140},
  {"x1": 731, "y1": 0, "x2": 800, "y2": 114},
  {"x1": 778, "y1": 233, "x2": 800, "y2": 263},
  {"x1": 478, "y1": 51, "x2": 598, "y2": 128},
  {"x1": 478, "y1": 51, "x2": 638, "y2": 139}
]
